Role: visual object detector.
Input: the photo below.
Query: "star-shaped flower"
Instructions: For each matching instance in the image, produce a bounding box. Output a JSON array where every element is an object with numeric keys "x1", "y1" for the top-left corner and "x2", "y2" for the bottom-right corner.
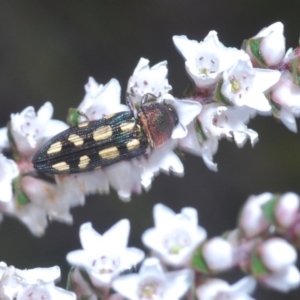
[
  {"x1": 112, "y1": 258, "x2": 193, "y2": 300},
  {"x1": 66, "y1": 221, "x2": 145, "y2": 287},
  {"x1": 142, "y1": 204, "x2": 206, "y2": 267}
]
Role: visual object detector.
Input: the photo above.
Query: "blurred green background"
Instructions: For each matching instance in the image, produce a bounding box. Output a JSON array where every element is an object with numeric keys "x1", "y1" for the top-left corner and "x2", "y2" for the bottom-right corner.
[{"x1": 0, "y1": 1, "x2": 300, "y2": 299}]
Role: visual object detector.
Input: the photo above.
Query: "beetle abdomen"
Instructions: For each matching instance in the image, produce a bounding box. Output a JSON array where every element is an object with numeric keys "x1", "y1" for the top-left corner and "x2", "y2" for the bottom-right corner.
[{"x1": 32, "y1": 111, "x2": 148, "y2": 174}]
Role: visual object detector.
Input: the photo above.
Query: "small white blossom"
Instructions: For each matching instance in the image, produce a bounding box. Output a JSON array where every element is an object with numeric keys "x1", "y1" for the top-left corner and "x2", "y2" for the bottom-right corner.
[
  {"x1": 173, "y1": 32, "x2": 242, "y2": 88},
  {"x1": 202, "y1": 237, "x2": 235, "y2": 272},
  {"x1": 0, "y1": 154, "x2": 19, "y2": 203},
  {"x1": 112, "y1": 257, "x2": 193, "y2": 300},
  {"x1": 127, "y1": 58, "x2": 172, "y2": 106},
  {"x1": 21, "y1": 176, "x2": 84, "y2": 223},
  {"x1": 142, "y1": 204, "x2": 206, "y2": 267},
  {"x1": 0, "y1": 127, "x2": 9, "y2": 151},
  {"x1": 66, "y1": 221, "x2": 144, "y2": 288},
  {"x1": 105, "y1": 160, "x2": 142, "y2": 201},
  {"x1": 274, "y1": 192, "x2": 299, "y2": 229},
  {"x1": 0, "y1": 263, "x2": 75, "y2": 300},
  {"x1": 196, "y1": 277, "x2": 256, "y2": 300},
  {"x1": 199, "y1": 103, "x2": 258, "y2": 147},
  {"x1": 261, "y1": 265, "x2": 300, "y2": 292},
  {"x1": 167, "y1": 96, "x2": 202, "y2": 139},
  {"x1": 271, "y1": 70, "x2": 300, "y2": 132},
  {"x1": 78, "y1": 77, "x2": 128, "y2": 121},
  {"x1": 10, "y1": 102, "x2": 68, "y2": 157},
  {"x1": 238, "y1": 193, "x2": 273, "y2": 238},
  {"x1": 140, "y1": 141, "x2": 184, "y2": 190},
  {"x1": 259, "y1": 238, "x2": 297, "y2": 272},
  {"x1": 221, "y1": 58, "x2": 281, "y2": 112},
  {"x1": 246, "y1": 22, "x2": 285, "y2": 67},
  {"x1": 178, "y1": 123, "x2": 219, "y2": 171}
]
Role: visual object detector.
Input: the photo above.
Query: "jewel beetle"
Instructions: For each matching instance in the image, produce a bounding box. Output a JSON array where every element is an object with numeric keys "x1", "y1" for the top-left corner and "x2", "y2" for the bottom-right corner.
[{"x1": 32, "y1": 94, "x2": 178, "y2": 174}]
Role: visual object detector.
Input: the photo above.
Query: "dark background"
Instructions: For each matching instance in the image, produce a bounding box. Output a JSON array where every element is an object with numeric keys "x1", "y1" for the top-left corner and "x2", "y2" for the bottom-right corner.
[{"x1": 0, "y1": 1, "x2": 300, "y2": 299}]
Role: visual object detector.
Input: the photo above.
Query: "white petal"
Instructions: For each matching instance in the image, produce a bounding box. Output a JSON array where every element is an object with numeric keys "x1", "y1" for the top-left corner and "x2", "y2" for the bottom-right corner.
[
  {"x1": 279, "y1": 107, "x2": 297, "y2": 133},
  {"x1": 79, "y1": 222, "x2": 103, "y2": 252},
  {"x1": 16, "y1": 266, "x2": 60, "y2": 284},
  {"x1": 66, "y1": 250, "x2": 91, "y2": 269},
  {"x1": 164, "y1": 269, "x2": 193, "y2": 300},
  {"x1": 102, "y1": 219, "x2": 130, "y2": 251}
]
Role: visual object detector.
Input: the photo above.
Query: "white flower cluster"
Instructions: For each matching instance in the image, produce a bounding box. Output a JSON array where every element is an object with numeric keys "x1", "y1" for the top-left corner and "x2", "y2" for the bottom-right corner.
[
  {"x1": 0, "y1": 22, "x2": 299, "y2": 236},
  {"x1": 65, "y1": 193, "x2": 300, "y2": 300},
  {"x1": 0, "y1": 262, "x2": 75, "y2": 300}
]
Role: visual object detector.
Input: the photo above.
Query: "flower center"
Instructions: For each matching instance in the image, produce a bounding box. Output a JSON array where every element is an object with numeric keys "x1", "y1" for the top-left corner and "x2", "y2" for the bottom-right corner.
[
  {"x1": 162, "y1": 229, "x2": 191, "y2": 254},
  {"x1": 91, "y1": 255, "x2": 119, "y2": 274},
  {"x1": 229, "y1": 76, "x2": 241, "y2": 93},
  {"x1": 138, "y1": 278, "x2": 164, "y2": 300}
]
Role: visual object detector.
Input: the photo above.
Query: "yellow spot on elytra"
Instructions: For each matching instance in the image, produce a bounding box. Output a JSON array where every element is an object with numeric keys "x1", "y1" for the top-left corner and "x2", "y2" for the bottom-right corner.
[
  {"x1": 78, "y1": 155, "x2": 90, "y2": 169},
  {"x1": 47, "y1": 141, "x2": 62, "y2": 155},
  {"x1": 78, "y1": 121, "x2": 89, "y2": 128},
  {"x1": 99, "y1": 147, "x2": 119, "y2": 160},
  {"x1": 52, "y1": 161, "x2": 70, "y2": 171},
  {"x1": 104, "y1": 113, "x2": 116, "y2": 120},
  {"x1": 127, "y1": 139, "x2": 140, "y2": 150},
  {"x1": 68, "y1": 134, "x2": 84, "y2": 146},
  {"x1": 93, "y1": 126, "x2": 113, "y2": 141},
  {"x1": 120, "y1": 121, "x2": 135, "y2": 132}
]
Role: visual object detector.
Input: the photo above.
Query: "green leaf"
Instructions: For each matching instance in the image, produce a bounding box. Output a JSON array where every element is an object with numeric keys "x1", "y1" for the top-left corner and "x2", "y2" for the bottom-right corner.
[
  {"x1": 214, "y1": 79, "x2": 231, "y2": 105},
  {"x1": 12, "y1": 176, "x2": 30, "y2": 206},
  {"x1": 67, "y1": 108, "x2": 81, "y2": 126},
  {"x1": 194, "y1": 119, "x2": 207, "y2": 144},
  {"x1": 250, "y1": 252, "x2": 268, "y2": 277},
  {"x1": 261, "y1": 195, "x2": 280, "y2": 225},
  {"x1": 183, "y1": 82, "x2": 197, "y2": 98},
  {"x1": 270, "y1": 99, "x2": 281, "y2": 119},
  {"x1": 290, "y1": 57, "x2": 300, "y2": 86},
  {"x1": 66, "y1": 266, "x2": 76, "y2": 291},
  {"x1": 191, "y1": 246, "x2": 210, "y2": 273},
  {"x1": 248, "y1": 38, "x2": 267, "y2": 68}
]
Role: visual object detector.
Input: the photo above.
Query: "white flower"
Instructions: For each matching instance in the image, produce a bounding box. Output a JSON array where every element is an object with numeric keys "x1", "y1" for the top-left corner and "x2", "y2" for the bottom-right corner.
[
  {"x1": 66, "y1": 221, "x2": 144, "y2": 287},
  {"x1": 140, "y1": 141, "x2": 184, "y2": 190},
  {"x1": 261, "y1": 265, "x2": 300, "y2": 292},
  {"x1": 166, "y1": 96, "x2": 202, "y2": 139},
  {"x1": 238, "y1": 193, "x2": 273, "y2": 238},
  {"x1": 112, "y1": 257, "x2": 193, "y2": 300},
  {"x1": 0, "y1": 154, "x2": 19, "y2": 203},
  {"x1": 221, "y1": 58, "x2": 281, "y2": 112},
  {"x1": 0, "y1": 127, "x2": 9, "y2": 151},
  {"x1": 274, "y1": 192, "x2": 299, "y2": 229},
  {"x1": 196, "y1": 276, "x2": 256, "y2": 300},
  {"x1": 0, "y1": 263, "x2": 75, "y2": 300},
  {"x1": 10, "y1": 102, "x2": 68, "y2": 157},
  {"x1": 21, "y1": 176, "x2": 84, "y2": 223},
  {"x1": 202, "y1": 237, "x2": 235, "y2": 272},
  {"x1": 142, "y1": 204, "x2": 206, "y2": 267},
  {"x1": 66, "y1": 267, "x2": 98, "y2": 300},
  {"x1": 259, "y1": 238, "x2": 297, "y2": 272},
  {"x1": 105, "y1": 160, "x2": 142, "y2": 201},
  {"x1": 199, "y1": 103, "x2": 258, "y2": 147},
  {"x1": 178, "y1": 123, "x2": 219, "y2": 171},
  {"x1": 78, "y1": 77, "x2": 128, "y2": 121},
  {"x1": 247, "y1": 22, "x2": 285, "y2": 67},
  {"x1": 173, "y1": 32, "x2": 243, "y2": 88},
  {"x1": 57, "y1": 170, "x2": 110, "y2": 197},
  {"x1": 127, "y1": 58, "x2": 172, "y2": 106},
  {"x1": 271, "y1": 70, "x2": 300, "y2": 132}
]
